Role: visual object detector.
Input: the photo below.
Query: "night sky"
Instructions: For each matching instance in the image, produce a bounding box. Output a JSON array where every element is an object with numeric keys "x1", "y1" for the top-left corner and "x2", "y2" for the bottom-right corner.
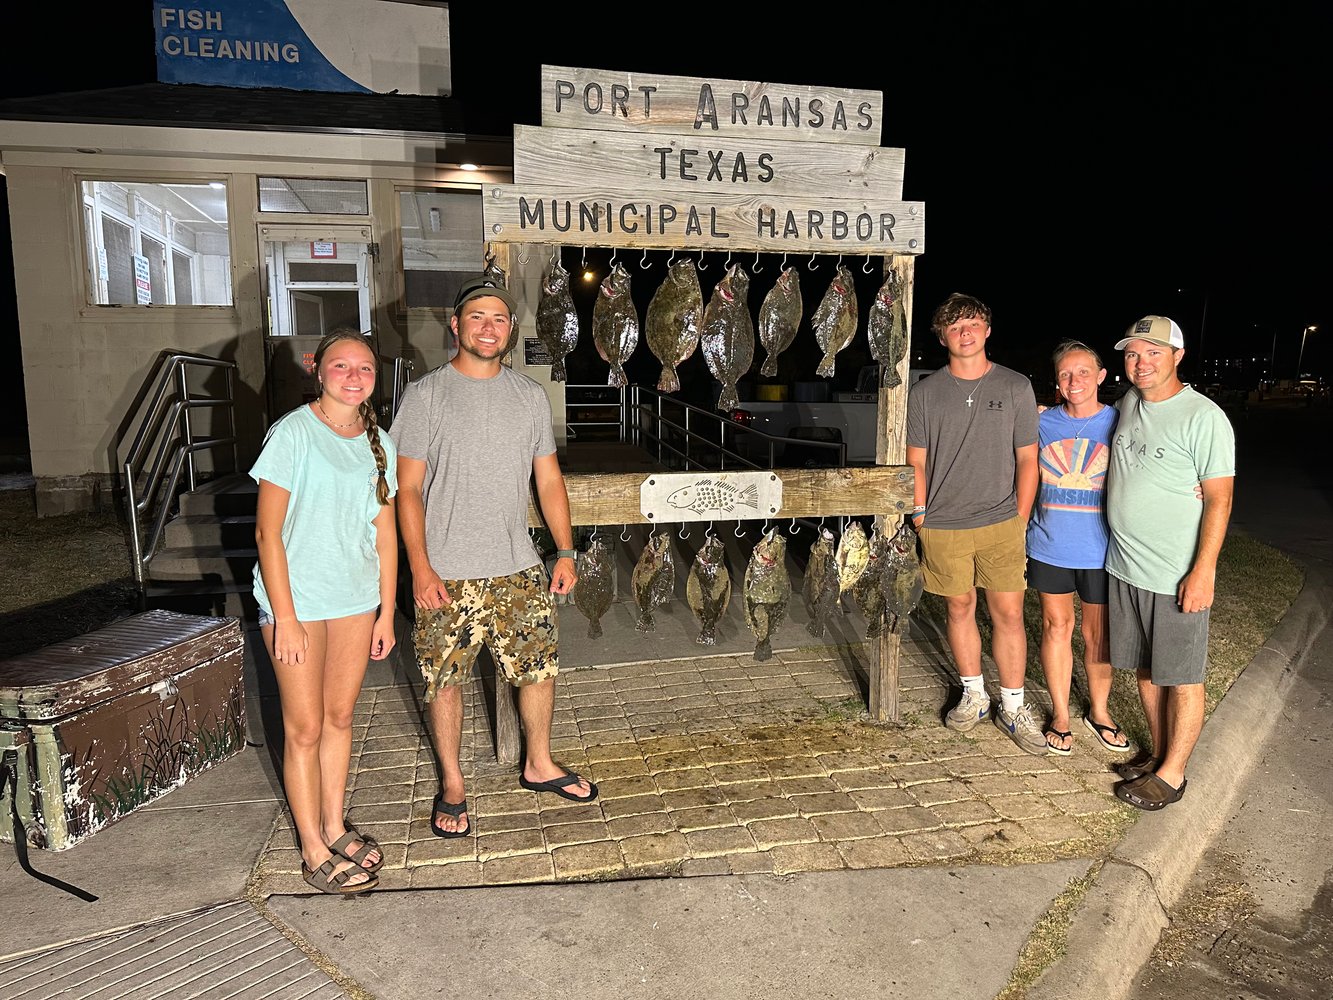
[{"x1": 1, "y1": 3, "x2": 1328, "y2": 452}]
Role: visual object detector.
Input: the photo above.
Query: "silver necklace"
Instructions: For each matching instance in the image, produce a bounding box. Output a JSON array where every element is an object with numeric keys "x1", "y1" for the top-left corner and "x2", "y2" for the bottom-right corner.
[
  {"x1": 949, "y1": 362, "x2": 992, "y2": 407},
  {"x1": 1065, "y1": 403, "x2": 1102, "y2": 441},
  {"x1": 316, "y1": 399, "x2": 360, "y2": 428}
]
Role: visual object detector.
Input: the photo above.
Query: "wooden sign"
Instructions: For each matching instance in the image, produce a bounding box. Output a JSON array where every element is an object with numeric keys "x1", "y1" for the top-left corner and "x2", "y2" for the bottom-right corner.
[
  {"x1": 483, "y1": 183, "x2": 925, "y2": 255},
  {"x1": 542, "y1": 65, "x2": 883, "y2": 145},
  {"x1": 514, "y1": 125, "x2": 905, "y2": 199}
]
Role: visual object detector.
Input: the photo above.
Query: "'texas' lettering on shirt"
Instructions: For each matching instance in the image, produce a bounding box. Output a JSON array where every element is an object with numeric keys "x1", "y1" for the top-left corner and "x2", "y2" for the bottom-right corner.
[{"x1": 1113, "y1": 430, "x2": 1165, "y2": 463}]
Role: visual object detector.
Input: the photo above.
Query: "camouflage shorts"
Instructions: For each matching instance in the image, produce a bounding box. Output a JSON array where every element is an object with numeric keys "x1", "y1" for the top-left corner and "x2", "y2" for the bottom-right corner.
[{"x1": 414, "y1": 566, "x2": 559, "y2": 702}]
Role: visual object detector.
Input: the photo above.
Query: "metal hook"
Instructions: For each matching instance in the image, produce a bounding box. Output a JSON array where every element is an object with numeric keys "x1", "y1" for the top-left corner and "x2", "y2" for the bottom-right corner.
[
  {"x1": 620, "y1": 524, "x2": 631, "y2": 542},
  {"x1": 639, "y1": 248, "x2": 651, "y2": 270},
  {"x1": 517, "y1": 246, "x2": 530, "y2": 265},
  {"x1": 678, "y1": 522, "x2": 691, "y2": 539},
  {"x1": 667, "y1": 247, "x2": 678, "y2": 268},
  {"x1": 484, "y1": 243, "x2": 495, "y2": 264},
  {"x1": 835, "y1": 254, "x2": 844, "y2": 271},
  {"x1": 550, "y1": 244, "x2": 560, "y2": 266},
  {"x1": 581, "y1": 246, "x2": 588, "y2": 271},
  {"x1": 863, "y1": 255, "x2": 875, "y2": 274},
  {"x1": 609, "y1": 247, "x2": 618, "y2": 268},
  {"x1": 789, "y1": 517, "x2": 801, "y2": 534},
  {"x1": 697, "y1": 253, "x2": 708, "y2": 272},
  {"x1": 752, "y1": 250, "x2": 763, "y2": 274},
  {"x1": 706, "y1": 521, "x2": 715, "y2": 538},
  {"x1": 762, "y1": 518, "x2": 770, "y2": 535},
  {"x1": 781, "y1": 251, "x2": 790, "y2": 270},
  {"x1": 724, "y1": 250, "x2": 734, "y2": 271},
  {"x1": 807, "y1": 251, "x2": 819, "y2": 271},
  {"x1": 589, "y1": 524, "x2": 599, "y2": 541},
  {"x1": 734, "y1": 520, "x2": 746, "y2": 538}
]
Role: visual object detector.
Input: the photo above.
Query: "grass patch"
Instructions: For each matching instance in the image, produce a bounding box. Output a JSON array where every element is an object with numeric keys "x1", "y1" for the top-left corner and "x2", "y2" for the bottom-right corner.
[{"x1": 994, "y1": 865, "x2": 1101, "y2": 1000}]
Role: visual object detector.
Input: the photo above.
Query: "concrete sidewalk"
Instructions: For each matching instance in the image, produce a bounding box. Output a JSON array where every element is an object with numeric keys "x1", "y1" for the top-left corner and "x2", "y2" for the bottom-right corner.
[{"x1": 1, "y1": 572, "x2": 1325, "y2": 999}]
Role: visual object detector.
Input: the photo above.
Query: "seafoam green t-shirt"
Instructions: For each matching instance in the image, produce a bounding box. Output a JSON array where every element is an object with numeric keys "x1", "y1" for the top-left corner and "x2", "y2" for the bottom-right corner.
[
  {"x1": 250, "y1": 405, "x2": 398, "y2": 621},
  {"x1": 1105, "y1": 386, "x2": 1235, "y2": 595}
]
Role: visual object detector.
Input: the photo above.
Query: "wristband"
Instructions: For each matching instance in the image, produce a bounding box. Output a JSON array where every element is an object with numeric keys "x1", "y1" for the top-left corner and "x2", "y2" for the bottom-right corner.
[{"x1": 555, "y1": 549, "x2": 577, "y2": 560}]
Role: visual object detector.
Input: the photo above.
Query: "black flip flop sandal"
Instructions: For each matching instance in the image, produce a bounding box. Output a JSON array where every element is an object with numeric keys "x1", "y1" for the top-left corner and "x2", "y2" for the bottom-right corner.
[
  {"x1": 430, "y1": 795, "x2": 471, "y2": 838},
  {"x1": 1044, "y1": 728, "x2": 1073, "y2": 756},
  {"x1": 1083, "y1": 714, "x2": 1132, "y2": 752}
]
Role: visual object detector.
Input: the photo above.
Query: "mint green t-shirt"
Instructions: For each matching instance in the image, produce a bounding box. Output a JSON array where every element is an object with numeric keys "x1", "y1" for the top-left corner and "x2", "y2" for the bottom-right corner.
[
  {"x1": 250, "y1": 405, "x2": 398, "y2": 621},
  {"x1": 1105, "y1": 385, "x2": 1234, "y2": 595}
]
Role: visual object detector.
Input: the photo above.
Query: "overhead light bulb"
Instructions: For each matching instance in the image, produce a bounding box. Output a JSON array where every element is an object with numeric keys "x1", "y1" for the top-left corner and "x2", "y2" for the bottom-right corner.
[{"x1": 459, "y1": 163, "x2": 479, "y2": 171}]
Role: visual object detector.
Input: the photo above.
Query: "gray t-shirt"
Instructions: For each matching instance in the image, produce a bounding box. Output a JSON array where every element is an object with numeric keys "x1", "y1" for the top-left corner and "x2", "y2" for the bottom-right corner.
[
  {"x1": 390, "y1": 364, "x2": 557, "y2": 579},
  {"x1": 905, "y1": 363, "x2": 1039, "y2": 530},
  {"x1": 1105, "y1": 385, "x2": 1235, "y2": 595}
]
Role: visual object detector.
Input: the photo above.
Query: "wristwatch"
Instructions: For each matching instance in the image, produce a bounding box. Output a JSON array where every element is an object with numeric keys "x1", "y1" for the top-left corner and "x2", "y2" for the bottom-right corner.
[{"x1": 555, "y1": 549, "x2": 577, "y2": 560}]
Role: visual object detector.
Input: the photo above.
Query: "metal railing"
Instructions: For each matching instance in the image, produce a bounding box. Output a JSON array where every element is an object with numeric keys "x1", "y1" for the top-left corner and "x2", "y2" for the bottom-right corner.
[
  {"x1": 120, "y1": 351, "x2": 238, "y2": 587},
  {"x1": 627, "y1": 386, "x2": 847, "y2": 471},
  {"x1": 389, "y1": 356, "x2": 416, "y2": 421},
  {"x1": 564, "y1": 384, "x2": 628, "y2": 442}
]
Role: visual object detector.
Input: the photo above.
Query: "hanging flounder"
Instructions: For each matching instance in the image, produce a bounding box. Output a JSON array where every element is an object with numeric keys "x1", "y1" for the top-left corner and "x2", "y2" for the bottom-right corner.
[
  {"x1": 573, "y1": 536, "x2": 615, "y2": 639},
  {"x1": 631, "y1": 532, "x2": 676, "y2": 633},
  {"x1": 645, "y1": 259, "x2": 703, "y2": 393},
  {"x1": 757, "y1": 266, "x2": 803, "y2": 378},
  {"x1": 535, "y1": 256, "x2": 580, "y2": 383},
  {"x1": 866, "y1": 267, "x2": 909, "y2": 388},
  {"x1": 592, "y1": 262, "x2": 639, "y2": 387},
  {"x1": 812, "y1": 265, "x2": 858, "y2": 378},
  {"x1": 700, "y1": 264, "x2": 755, "y2": 411},
  {"x1": 882, "y1": 522, "x2": 925, "y2": 632},
  {"x1": 743, "y1": 529, "x2": 790, "y2": 661},
  {"x1": 853, "y1": 529, "x2": 889, "y2": 638},
  {"x1": 686, "y1": 534, "x2": 731, "y2": 645},
  {"x1": 802, "y1": 527, "x2": 840, "y2": 637},
  {"x1": 835, "y1": 521, "x2": 871, "y2": 593}
]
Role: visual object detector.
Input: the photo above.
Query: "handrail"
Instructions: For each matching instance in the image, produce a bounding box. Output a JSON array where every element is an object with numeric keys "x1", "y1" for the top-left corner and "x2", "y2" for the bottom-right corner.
[
  {"x1": 389, "y1": 356, "x2": 416, "y2": 421},
  {"x1": 564, "y1": 384, "x2": 627, "y2": 442},
  {"x1": 628, "y1": 385, "x2": 847, "y2": 471},
  {"x1": 119, "y1": 351, "x2": 239, "y2": 588}
]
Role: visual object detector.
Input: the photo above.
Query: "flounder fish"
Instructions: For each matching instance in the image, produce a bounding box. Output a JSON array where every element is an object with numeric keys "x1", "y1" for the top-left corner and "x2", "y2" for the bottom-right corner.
[
  {"x1": 853, "y1": 529, "x2": 889, "y2": 638},
  {"x1": 835, "y1": 521, "x2": 871, "y2": 593},
  {"x1": 573, "y1": 536, "x2": 615, "y2": 639},
  {"x1": 631, "y1": 532, "x2": 676, "y2": 633},
  {"x1": 593, "y1": 262, "x2": 639, "y2": 387},
  {"x1": 802, "y1": 527, "x2": 840, "y2": 637},
  {"x1": 812, "y1": 265, "x2": 858, "y2": 378},
  {"x1": 743, "y1": 529, "x2": 790, "y2": 661},
  {"x1": 645, "y1": 259, "x2": 703, "y2": 393},
  {"x1": 866, "y1": 268, "x2": 909, "y2": 388},
  {"x1": 882, "y1": 522, "x2": 925, "y2": 632},
  {"x1": 701, "y1": 264, "x2": 755, "y2": 411},
  {"x1": 757, "y1": 266, "x2": 803, "y2": 378},
  {"x1": 535, "y1": 256, "x2": 580, "y2": 382},
  {"x1": 686, "y1": 534, "x2": 731, "y2": 645}
]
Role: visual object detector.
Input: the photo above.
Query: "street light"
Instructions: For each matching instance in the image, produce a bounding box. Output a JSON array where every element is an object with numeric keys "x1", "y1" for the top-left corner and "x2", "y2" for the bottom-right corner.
[{"x1": 1296, "y1": 324, "x2": 1317, "y2": 378}]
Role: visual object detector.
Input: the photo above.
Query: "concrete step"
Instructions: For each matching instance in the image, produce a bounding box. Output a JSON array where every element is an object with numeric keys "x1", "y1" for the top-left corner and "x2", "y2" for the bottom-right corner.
[
  {"x1": 144, "y1": 580, "x2": 257, "y2": 621},
  {"x1": 178, "y1": 473, "x2": 256, "y2": 516},
  {"x1": 149, "y1": 544, "x2": 257, "y2": 581},
  {"x1": 164, "y1": 512, "x2": 257, "y2": 548}
]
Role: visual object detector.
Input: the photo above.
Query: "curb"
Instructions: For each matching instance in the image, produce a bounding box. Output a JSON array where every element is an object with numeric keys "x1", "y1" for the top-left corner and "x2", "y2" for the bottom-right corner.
[{"x1": 1026, "y1": 563, "x2": 1331, "y2": 1000}]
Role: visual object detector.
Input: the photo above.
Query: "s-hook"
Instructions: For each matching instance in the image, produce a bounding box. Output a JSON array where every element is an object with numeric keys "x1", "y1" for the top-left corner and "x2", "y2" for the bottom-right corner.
[
  {"x1": 706, "y1": 521, "x2": 716, "y2": 538},
  {"x1": 807, "y1": 251, "x2": 820, "y2": 271},
  {"x1": 698, "y1": 253, "x2": 708, "y2": 272},
  {"x1": 734, "y1": 521, "x2": 747, "y2": 538},
  {"x1": 788, "y1": 517, "x2": 801, "y2": 534},
  {"x1": 517, "y1": 246, "x2": 530, "y2": 265},
  {"x1": 550, "y1": 244, "x2": 560, "y2": 266},
  {"x1": 610, "y1": 247, "x2": 619, "y2": 268},
  {"x1": 581, "y1": 246, "x2": 589, "y2": 271},
  {"x1": 863, "y1": 255, "x2": 876, "y2": 274},
  {"x1": 667, "y1": 248, "x2": 678, "y2": 268},
  {"x1": 639, "y1": 248, "x2": 652, "y2": 270},
  {"x1": 724, "y1": 250, "x2": 734, "y2": 271},
  {"x1": 620, "y1": 524, "x2": 632, "y2": 542},
  {"x1": 678, "y1": 522, "x2": 691, "y2": 539},
  {"x1": 752, "y1": 250, "x2": 763, "y2": 274}
]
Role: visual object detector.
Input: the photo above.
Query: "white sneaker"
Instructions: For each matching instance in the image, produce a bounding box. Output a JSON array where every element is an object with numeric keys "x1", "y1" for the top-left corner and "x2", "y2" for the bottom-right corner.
[
  {"x1": 945, "y1": 686, "x2": 991, "y2": 732},
  {"x1": 994, "y1": 703, "x2": 1050, "y2": 756}
]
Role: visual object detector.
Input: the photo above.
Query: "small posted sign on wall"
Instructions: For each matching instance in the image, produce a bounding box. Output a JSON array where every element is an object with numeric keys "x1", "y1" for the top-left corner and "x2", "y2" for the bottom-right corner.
[
  {"x1": 132, "y1": 254, "x2": 152, "y2": 304},
  {"x1": 311, "y1": 241, "x2": 337, "y2": 258}
]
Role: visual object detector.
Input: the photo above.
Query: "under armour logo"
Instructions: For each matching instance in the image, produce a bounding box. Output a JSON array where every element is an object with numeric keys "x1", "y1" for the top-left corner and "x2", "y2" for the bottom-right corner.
[{"x1": 987, "y1": 400, "x2": 1004, "y2": 410}]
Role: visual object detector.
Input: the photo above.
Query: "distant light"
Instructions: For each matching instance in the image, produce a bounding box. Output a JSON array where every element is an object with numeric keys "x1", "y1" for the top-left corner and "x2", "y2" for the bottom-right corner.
[
  {"x1": 459, "y1": 163, "x2": 479, "y2": 171},
  {"x1": 583, "y1": 270, "x2": 596, "y2": 282},
  {"x1": 208, "y1": 181, "x2": 225, "y2": 189}
]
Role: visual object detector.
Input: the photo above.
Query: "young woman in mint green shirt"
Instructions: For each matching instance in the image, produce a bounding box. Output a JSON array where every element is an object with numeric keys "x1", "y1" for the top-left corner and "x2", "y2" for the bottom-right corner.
[{"x1": 252, "y1": 329, "x2": 398, "y2": 895}]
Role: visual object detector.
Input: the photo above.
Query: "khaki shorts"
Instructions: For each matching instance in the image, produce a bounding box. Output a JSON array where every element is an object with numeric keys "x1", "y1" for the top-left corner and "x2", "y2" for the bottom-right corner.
[
  {"x1": 414, "y1": 566, "x2": 559, "y2": 702},
  {"x1": 918, "y1": 515, "x2": 1027, "y2": 596}
]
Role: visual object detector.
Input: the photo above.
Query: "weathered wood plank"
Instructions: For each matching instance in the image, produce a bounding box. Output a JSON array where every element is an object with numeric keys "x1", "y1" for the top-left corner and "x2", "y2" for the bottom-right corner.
[
  {"x1": 870, "y1": 254, "x2": 918, "y2": 724},
  {"x1": 529, "y1": 466, "x2": 915, "y2": 527},
  {"x1": 483, "y1": 184, "x2": 925, "y2": 255},
  {"x1": 514, "y1": 125, "x2": 905, "y2": 199},
  {"x1": 541, "y1": 66, "x2": 883, "y2": 145}
]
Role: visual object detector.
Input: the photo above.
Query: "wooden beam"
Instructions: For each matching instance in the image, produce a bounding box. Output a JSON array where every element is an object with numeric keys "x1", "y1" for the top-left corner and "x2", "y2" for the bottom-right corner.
[
  {"x1": 541, "y1": 66, "x2": 883, "y2": 145},
  {"x1": 514, "y1": 125, "x2": 905, "y2": 199},
  {"x1": 482, "y1": 184, "x2": 925, "y2": 255},
  {"x1": 530, "y1": 465, "x2": 914, "y2": 528}
]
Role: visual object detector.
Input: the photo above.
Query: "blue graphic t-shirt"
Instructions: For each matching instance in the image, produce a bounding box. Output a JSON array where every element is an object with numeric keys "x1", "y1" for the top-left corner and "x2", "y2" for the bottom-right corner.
[{"x1": 1026, "y1": 404, "x2": 1117, "y2": 570}]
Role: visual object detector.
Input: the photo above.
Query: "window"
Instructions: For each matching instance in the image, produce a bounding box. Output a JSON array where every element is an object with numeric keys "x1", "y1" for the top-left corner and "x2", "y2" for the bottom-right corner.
[
  {"x1": 397, "y1": 188, "x2": 483, "y2": 309},
  {"x1": 81, "y1": 180, "x2": 232, "y2": 306},
  {"x1": 259, "y1": 177, "x2": 369, "y2": 215}
]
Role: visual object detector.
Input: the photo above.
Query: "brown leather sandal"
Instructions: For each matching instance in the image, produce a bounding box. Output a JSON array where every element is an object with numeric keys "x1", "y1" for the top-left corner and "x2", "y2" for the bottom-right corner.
[
  {"x1": 329, "y1": 828, "x2": 384, "y2": 874},
  {"x1": 302, "y1": 857, "x2": 378, "y2": 895}
]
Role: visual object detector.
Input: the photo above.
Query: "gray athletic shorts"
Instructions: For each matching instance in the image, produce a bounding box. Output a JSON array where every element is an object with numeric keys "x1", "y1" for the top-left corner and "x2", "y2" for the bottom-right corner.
[{"x1": 1108, "y1": 575, "x2": 1210, "y2": 686}]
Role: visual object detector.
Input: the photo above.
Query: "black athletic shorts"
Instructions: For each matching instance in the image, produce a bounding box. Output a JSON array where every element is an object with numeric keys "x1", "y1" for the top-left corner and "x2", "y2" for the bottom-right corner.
[{"x1": 1027, "y1": 557, "x2": 1109, "y2": 605}]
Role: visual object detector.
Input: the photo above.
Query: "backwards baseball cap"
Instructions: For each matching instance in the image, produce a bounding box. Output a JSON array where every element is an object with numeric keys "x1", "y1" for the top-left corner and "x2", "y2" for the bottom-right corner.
[
  {"x1": 1115, "y1": 315, "x2": 1184, "y2": 351},
  {"x1": 453, "y1": 275, "x2": 518, "y2": 318}
]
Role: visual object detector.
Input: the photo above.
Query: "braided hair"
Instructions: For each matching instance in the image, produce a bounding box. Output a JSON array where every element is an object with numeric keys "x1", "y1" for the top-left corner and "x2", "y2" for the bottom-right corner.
[{"x1": 312, "y1": 329, "x2": 391, "y2": 506}]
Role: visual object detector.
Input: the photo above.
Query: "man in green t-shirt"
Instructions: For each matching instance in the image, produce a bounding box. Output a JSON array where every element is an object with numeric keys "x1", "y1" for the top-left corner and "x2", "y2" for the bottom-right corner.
[{"x1": 1105, "y1": 316, "x2": 1235, "y2": 810}]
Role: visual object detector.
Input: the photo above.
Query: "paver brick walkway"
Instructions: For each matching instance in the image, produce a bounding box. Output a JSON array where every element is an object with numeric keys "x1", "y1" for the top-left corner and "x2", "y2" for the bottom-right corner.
[{"x1": 252, "y1": 631, "x2": 1136, "y2": 895}]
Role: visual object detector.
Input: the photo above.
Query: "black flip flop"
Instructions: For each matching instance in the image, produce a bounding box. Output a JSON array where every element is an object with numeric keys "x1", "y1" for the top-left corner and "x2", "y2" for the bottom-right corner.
[
  {"x1": 1083, "y1": 714, "x2": 1132, "y2": 752},
  {"x1": 518, "y1": 770, "x2": 599, "y2": 803},
  {"x1": 430, "y1": 795, "x2": 471, "y2": 838},
  {"x1": 1044, "y1": 728, "x2": 1073, "y2": 756}
]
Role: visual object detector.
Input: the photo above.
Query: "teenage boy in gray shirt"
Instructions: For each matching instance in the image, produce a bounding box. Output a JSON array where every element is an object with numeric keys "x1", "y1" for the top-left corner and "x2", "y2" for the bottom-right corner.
[{"x1": 906, "y1": 293, "x2": 1042, "y2": 753}]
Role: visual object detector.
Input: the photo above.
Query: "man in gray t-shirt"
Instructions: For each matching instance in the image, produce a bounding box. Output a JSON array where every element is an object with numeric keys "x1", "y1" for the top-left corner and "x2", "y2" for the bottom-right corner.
[
  {"x1": 906, "y1": 293, "x2": 1042, "y2": 753},
  {"x1": 393, "y1": 277, "x2": 598, "y2": 839}
]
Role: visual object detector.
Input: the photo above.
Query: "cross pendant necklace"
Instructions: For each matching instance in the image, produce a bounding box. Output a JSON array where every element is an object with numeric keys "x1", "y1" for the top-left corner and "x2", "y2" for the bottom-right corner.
[{"x1": 950, "y1": 362, "x2": 992, "y2": 408}]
